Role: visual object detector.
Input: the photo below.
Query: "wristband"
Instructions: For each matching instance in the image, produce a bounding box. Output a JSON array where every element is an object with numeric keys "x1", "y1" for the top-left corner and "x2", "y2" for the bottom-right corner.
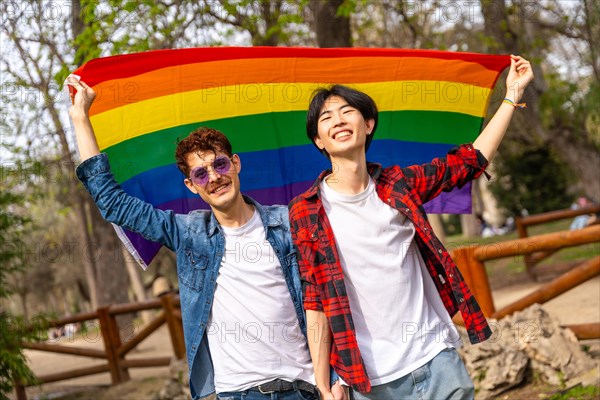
[{"x1": 503, "y1": 98, "x2": 527, "y2": 109}]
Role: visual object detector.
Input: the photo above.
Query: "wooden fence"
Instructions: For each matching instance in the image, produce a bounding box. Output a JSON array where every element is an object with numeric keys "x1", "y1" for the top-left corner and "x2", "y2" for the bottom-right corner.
[
  {"x1": 515, "y1": 205, "x2": 600, "y2": 280},
  {"x1": 452, "y1": 224, "x2": 600, "y2": 340},
  {"x1": 15, "y1": 293, "x2": 184, "y2": 400}
]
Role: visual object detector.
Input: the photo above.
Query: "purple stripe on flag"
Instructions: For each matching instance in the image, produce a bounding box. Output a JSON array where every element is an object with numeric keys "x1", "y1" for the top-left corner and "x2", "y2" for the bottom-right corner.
[
  {"x1": 123, "y1": 230, "x2": 162, "y2": 266},
  {"x1": 423, "y1": 182, "x2": 473, "y2": 214},
  {"x1": 122, "y1": 181, "x2": 472, "y2": 265}
]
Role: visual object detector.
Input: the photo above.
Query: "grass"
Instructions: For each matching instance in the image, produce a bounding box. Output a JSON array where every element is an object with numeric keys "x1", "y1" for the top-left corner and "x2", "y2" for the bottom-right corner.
[{"x1": 548, "y1": 385, "x2": 600, "y2": 400}]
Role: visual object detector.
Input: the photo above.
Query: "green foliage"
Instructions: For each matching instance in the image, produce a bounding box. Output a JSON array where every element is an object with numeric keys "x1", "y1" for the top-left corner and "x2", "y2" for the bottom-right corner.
[
  {"x1": 337, "y1": 0, "x2": 360, "y2": 17},
  {"x1": 68, "y1": 0, "x2": 316, "y2": 59},
  {"x1": 0, "y1": 313, "x2": 49, "y2": 398},
  {"x1": 0, "y1": 188, "x2": 29, "y2": 299},
  {"x1": 443, "y1": 214, "x2": 463, "y2": 236},
  {"x1": 72, "y1": 0, "x2": 191, "y2": 62},
  {"x1": 539, "y1": 72, "x2": 580, "y2": 127},
  {"x1": 0, "y1": 168, "x2": 28, "y2": 398},
  {"x1": 539, "y1": 71, "x2": 600, "y2": 153},
  {"x1": 548, "y1": 385, "x2": 600, "y2": 400},
  {"x1": 0, "y1": 164, "x2": 50, "y2": 398},
  {"x1": 488, "y1": 146, "x2": 573, "y2": 216}
]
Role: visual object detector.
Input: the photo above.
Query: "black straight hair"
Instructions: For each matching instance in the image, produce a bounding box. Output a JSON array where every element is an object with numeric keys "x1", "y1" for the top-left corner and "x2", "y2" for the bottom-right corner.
[{"x1": 306, "y1": 84, "x2": 379, "y2": 159}]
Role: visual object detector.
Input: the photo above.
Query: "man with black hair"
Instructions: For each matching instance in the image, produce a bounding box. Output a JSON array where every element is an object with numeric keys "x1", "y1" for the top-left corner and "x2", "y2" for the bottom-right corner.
[{"x1": 289, "y1": 55, "x2": 533, "y2": 400}]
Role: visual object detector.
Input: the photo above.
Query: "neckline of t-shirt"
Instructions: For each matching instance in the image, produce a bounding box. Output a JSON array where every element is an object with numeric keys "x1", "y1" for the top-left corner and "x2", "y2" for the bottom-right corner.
[
  {"x1": 221, "y1": 208, "x2": 261, "y2": 237},
  {"x1": 321, "y1": 175, "x2": 375, "y2": 203}
]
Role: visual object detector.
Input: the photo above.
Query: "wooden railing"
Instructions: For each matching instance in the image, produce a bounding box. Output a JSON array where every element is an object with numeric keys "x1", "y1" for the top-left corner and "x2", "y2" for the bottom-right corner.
[
  {"x1": 451, "y1": 224, "x2": 600, "y2": 340},
  {"x1": 515, "y1": 205, "x2": 600, "y2": 279},
  {"x1": 15, "y1": 293, "x2": 184, "y2": 400}
]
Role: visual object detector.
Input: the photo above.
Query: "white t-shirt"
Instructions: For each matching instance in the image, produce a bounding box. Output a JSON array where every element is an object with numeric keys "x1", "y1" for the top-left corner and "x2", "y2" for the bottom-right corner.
[
  {"x1": 321, "y1": 178, "x2": 461, "y2": 385},
  {"x1": 207, "y1": 209, "x2": 314, "y2": 393}
]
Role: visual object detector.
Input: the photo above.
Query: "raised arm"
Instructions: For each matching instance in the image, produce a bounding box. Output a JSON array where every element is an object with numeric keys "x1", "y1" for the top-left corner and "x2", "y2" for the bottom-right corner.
[
  {"x1": 67, "y1": 77, "x2": 100, "y2": 161},
  {"x1": 67, "y1": 77, "x2": 181, "y2": 252},
  {"x1": 473, "y1": 55, "x2": 534, "y2": 161}
]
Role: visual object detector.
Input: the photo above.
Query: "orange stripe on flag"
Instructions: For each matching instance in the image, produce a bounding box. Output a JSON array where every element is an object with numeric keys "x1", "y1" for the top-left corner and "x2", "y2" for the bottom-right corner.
[{"x1": 88, "y1": 57, "x2": 499, "y2": 116}]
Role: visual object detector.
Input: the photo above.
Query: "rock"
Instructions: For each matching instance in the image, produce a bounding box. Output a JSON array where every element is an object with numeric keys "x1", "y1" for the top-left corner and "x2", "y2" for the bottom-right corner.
[
  {"x1": 169, "y1": 357, "x2": 190, "y2": 387},
  {"x1": 566, "y1": 364, "x2": 600, "y2": 388},
  {"x1": 461, "y1": 342, "x2": 529, "y2": 399},
  {"x1": 159, "y1": 380, "x2": 184, "y2": 399},
  {"x1": 156, "y1": 357, "x2": 191, "y2": 400},
  {"x1": 458, "y1": 304, "x2": 596, "y2": 399},
  {"x1": 507, "y1": 304, "x2": 595, "y2": 385}
]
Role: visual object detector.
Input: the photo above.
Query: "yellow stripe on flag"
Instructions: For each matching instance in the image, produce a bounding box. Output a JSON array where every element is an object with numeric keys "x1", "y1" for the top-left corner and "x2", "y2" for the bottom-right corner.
[{"x1": 91, "y1": 81, "x2": 491, "y2": 150}]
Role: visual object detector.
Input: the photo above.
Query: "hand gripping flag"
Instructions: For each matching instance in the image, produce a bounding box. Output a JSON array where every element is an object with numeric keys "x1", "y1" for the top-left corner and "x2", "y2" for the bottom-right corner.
[{"x1": 68, "y1": 47, "x2": 509, "y2": 268}]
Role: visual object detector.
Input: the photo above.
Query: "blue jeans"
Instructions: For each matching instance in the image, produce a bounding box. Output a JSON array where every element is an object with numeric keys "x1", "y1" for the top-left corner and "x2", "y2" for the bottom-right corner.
[
  {"x1": 217, "y1": 388, "x2": 318, "y2": 400},
  {"x1": 350, "y1": 348, "x2": 474, "y2": 400}
]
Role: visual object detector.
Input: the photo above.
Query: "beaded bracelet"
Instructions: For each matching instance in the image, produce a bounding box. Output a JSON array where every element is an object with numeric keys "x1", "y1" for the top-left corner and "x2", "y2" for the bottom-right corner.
[{"x1": 503, "y1": 98, "x2": 527, "y2": 109}]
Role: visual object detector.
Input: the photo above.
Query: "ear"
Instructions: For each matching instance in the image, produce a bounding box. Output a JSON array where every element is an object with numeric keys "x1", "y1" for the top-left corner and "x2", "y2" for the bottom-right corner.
[
  {"x1": 314, "y1": 136, "x2": 325, "y2": 150},
  {"x1": 232, "y1": 154, "x2": 242, "y2": 173},
  {"x1": 184, "y1": 178, "x2": 198, "y2": 194},
  {"x1": 365, "y1": 119, "x2": 375, "y2": 135}
]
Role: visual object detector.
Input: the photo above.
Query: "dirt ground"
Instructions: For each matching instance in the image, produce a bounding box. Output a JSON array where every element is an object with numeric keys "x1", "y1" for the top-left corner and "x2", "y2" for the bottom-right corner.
[
  {"x1": 19, "y1": 323, "x2": 174, "y2": 400},
  {"x1": 16, "y1": 267, "x2": 600, "y2": 400}
]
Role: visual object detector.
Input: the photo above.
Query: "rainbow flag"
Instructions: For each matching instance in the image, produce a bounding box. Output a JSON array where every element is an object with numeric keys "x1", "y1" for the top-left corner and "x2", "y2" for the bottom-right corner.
[{"x1": 70, "y1": 47, "x2": 509, "y2": 267}]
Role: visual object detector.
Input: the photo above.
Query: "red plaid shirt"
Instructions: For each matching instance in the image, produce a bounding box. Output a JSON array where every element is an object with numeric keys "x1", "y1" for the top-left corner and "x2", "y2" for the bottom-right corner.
[{"x1": 289, "y1": 144, "x2": 493, "y2": 392}]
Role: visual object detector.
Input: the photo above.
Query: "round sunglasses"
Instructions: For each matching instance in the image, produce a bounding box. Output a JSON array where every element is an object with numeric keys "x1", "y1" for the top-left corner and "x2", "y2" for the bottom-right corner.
[{"x1": 188, "y1": 155, "x2": 233, "y2": 186}]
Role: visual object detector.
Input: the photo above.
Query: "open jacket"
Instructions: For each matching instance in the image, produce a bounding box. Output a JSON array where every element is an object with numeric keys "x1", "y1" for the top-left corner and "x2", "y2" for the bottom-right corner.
[
  {"x1": 77, "y1": 153, "x2": 317, "y2": 399},
  {"x1": 288, "y1": 144, "x2": 493, "y2": 392}
]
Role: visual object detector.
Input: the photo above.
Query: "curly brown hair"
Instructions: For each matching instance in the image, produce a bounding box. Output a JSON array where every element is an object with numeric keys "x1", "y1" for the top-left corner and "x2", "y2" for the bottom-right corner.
[{"x1": 175, "y1": 127, "x2": 233, "y2": 177}]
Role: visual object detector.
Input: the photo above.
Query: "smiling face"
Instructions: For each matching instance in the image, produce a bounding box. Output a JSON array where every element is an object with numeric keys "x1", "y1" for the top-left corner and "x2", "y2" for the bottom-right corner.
[
  {"x1": 314, "y1": 95, "x2": 375, "y2": 161},
  {"x1": 183, "y1": 150, "x2": 243, "y2": 213}
]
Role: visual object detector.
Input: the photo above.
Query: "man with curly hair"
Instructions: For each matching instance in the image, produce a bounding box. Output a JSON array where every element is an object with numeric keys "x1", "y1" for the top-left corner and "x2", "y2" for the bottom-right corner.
[{"x1": 68, "y1": 78, "x2": 344, "y2": 400}]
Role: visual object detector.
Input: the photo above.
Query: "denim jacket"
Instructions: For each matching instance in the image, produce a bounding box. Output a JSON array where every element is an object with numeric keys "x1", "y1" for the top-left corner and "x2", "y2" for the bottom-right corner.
[{"x1": 76, "y1": 153, "x2": 335, "y2": 398}]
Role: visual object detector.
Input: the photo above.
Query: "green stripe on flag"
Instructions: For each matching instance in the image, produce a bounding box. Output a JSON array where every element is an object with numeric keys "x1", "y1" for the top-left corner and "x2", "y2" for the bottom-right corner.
[{"x1": 105, "y1": 110, "x2": 482, "y2": 183}]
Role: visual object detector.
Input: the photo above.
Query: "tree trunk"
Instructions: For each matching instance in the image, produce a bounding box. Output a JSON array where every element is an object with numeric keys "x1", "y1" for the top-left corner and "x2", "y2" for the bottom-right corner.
[
  {"x1": 310, "y1": 0, "x2": 352, "y2": 47},
  {"x1": 88, "y1": 206, "x2": 134, "y2": 337},
  {"x1": 461, "y1": 214, "x2": 480, "y2": 238},
  {"x1": 481, "y1": 0, "x2": 517, "y2": 53},
  {"x1": 253, "y1": 1, "x2": 280, "y2": 46},
  {"x1": 44, "y1": 85, "x2": 101, "y2": 310},
  {"x1": 122, "y1": 245, "x2": 153, "y2": 324},
  {"x1": 71, "y1": 0, "x2": 83, "y2": 38},
  {"x1": 18, "y1": 291, "x2": 29, "y2": 321},
  {"x1": 88, "y1": 205, "x2": 131, "y2": 309},
  {"x1": 428, "y1": 214, "x2": 446, "y2": 243}
]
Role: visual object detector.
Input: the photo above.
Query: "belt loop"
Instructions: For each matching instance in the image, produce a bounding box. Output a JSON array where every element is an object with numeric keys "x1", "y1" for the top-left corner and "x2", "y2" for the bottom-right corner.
[{"x1": 292, "y1": 380, "x2": 299, "y2": 391}]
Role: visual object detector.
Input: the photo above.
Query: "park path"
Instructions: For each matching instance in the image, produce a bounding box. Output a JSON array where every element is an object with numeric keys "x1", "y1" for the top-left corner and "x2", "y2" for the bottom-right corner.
[
  {"x1": 492, "y1": 275, "x2": 600, "y2": 326},
  {"x1": 22, "y1": 323, "x2": 174, "y2": 399}
]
